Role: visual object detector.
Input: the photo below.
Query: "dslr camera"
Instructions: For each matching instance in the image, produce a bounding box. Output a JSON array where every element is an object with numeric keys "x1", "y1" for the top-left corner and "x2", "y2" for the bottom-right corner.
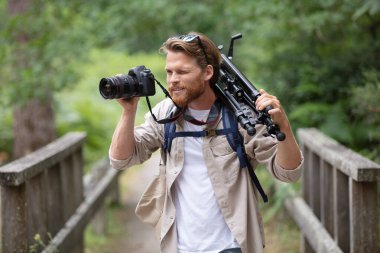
[{"x1": 99, "y1": 65, "x2": 155, "y2": 99}]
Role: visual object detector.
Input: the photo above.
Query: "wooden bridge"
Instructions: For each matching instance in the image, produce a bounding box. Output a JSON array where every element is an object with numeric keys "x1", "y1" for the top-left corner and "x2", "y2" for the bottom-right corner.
[{"x1": 0, "y1": 128, "x2": 379, "y2": 253}]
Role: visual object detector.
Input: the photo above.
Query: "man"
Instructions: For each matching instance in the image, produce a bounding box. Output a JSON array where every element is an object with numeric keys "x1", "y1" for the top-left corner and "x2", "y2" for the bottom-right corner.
[{"x1": 109, "y1": 32, "x2": 303, "y2": 253}]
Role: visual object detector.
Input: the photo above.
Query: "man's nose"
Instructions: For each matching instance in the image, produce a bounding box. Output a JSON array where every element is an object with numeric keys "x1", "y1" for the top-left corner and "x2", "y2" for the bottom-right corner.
[{"x1": 169, "y1": 73, "x2": 179, "y2": 83}]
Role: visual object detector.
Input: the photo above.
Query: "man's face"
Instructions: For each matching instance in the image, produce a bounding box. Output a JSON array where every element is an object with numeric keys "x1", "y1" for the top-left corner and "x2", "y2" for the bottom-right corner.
[{"x1": 165, "y1": 51, "x2": 209, "y2": 108}]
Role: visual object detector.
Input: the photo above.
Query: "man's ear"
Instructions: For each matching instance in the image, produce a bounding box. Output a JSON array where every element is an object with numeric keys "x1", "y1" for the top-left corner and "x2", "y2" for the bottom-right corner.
[{"x1": 204, "y1": 65, "x2": 214, "y2": 82}]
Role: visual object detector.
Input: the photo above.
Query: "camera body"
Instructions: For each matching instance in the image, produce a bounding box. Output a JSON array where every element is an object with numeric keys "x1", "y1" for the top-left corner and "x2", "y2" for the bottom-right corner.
[{"x1": 99, "y1": 66, "x2": 156, "y2": 99}]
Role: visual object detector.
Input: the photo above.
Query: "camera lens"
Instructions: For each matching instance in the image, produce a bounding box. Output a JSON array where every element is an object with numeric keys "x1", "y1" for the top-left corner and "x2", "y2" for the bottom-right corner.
[
  {"x1": 99, "y1": 77, "x2": 116, "y2": 99},
  {"x1": 99, "y1": 75, "x2": 132, "y2": 99}
]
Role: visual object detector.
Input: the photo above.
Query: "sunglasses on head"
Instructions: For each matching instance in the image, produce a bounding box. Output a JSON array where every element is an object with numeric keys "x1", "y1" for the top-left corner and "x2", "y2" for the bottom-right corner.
[{"x1": 177, "y1": 34, "x2": 210, "y2": 65}]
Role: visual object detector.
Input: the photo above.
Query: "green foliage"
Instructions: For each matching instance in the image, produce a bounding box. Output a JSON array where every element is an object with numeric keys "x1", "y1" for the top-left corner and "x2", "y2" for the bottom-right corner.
[
  {"x1": 0, "y1": 108, "x2": 12, "y2": 163},
  {"x1": 81, "y1": 0, "x2": 262, "y2": 52},
  {"x1": 289, "y1": 102, "x2": 331, "y2": 127},
  {"x1": 0, "y1": 1, "x2": 92, "y2": 107},
  {"x1": 350, "y1": 70, "x2": 380, "y2": 162},
  {"x1": 238, "y1": 0, "x2": 380, "y2": 161},
  {"x1": 84, "y1": 0, "x2": 219, "y2": 51},
  {"x1": 354, "y1": 0, "x2": 380, "y2": 19},
  {"x1": 1, "y1": 0, "x2": 379, "y2": 163}
]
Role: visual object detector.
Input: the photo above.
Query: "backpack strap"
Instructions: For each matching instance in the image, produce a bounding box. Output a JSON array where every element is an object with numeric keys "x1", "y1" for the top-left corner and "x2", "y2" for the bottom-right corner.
[
  {"x1": 163, "y1": 118, "x2": 177, "y2": 153},
  {"x1": 222, "y1": 106, "x2": 268, "y2": 202},
  {"x1": 222, "y1": 106, "x2": 248, "y2": 168},
  {"x1": 163, "y1": 103, "x2": 182, "y2": 153}
]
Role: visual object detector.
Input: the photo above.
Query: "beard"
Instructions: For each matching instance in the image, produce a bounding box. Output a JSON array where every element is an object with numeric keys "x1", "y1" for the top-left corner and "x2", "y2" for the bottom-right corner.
[{"x1": 169, "y1": 84, "x2": 205, "y2": 108}]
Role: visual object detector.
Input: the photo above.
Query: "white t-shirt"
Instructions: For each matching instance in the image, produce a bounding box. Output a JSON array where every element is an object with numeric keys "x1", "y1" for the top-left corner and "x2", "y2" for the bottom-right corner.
[{"x1": 174, "y1": 108, "x2": 240, "y2": 253}]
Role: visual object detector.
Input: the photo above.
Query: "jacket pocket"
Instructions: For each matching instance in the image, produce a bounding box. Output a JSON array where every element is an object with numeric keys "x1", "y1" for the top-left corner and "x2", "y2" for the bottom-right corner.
[
  {"x1": 209, "y1": 136, "x2": 240, "y2": 181},
  {"x1": 210, "y1": 136, "x2": 234, "y2": 156},
  {"x1": 135, "y1": 163, "x2": 166, "y2": 227}
]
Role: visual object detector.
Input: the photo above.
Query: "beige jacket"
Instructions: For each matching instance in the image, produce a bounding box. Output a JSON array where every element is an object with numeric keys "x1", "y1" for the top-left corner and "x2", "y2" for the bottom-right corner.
[{"x1": 110, "y1": 98, "x2": 303, "y2": 253}]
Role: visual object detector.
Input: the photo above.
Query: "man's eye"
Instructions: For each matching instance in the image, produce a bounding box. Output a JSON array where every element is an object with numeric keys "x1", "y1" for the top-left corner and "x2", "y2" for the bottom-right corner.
[{"x1": 177, "y1": 70, "x2": 188, "y2": 75}]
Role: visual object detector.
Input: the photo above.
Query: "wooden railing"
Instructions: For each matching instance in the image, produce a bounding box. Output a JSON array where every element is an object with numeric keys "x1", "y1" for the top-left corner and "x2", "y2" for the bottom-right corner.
[
  {"x1": 283, "y1": 128, "x2": 380, "y2": 253},
  {"x1": 0, "y1": 132, "x2": 120, "y2": 253},
  {"x1": 1, "y1": 129, "x2": 379, "y2": 253}
]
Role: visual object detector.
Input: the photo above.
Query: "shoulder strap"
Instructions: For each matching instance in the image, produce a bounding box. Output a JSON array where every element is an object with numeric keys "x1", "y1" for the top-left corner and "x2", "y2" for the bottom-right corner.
[
  {"x1": 222, "y1": 106, "x2": 268, "y2": 203},
  {"x1": 222, "y1": 106, "x2": 247, "y2": 168},
  {"x1": 163, "y1": 104, "x2": 177, "y2": 153}
]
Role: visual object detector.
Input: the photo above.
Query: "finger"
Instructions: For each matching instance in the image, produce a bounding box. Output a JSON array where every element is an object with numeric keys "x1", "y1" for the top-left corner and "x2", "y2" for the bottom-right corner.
[
  {"x1": 267, "y1": 107, "x2": 280, "y2": 115},
  {"x1": 256, "y1": 89, "x2": 272, "y2": 103},
  {"x1": 257, "y1": 99, "x2": 273, "y2": 111},
  {"x1": 256, "y1": 91, "x2": 268, "y2": 105}
]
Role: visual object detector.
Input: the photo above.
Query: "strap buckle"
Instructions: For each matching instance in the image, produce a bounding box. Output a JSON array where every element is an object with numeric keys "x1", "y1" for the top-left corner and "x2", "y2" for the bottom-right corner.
[{"x1": 205, "y1": 129, "x2": 216, "y2": 137}]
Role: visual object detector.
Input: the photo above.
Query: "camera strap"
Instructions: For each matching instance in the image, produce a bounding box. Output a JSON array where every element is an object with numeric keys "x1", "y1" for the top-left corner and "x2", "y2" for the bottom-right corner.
[{"x1": 145, "y1": 78, "x2": 184, "y2": 124}]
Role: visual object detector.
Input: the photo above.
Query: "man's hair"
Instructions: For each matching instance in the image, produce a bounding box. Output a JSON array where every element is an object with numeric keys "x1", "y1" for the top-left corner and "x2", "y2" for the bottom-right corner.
[{"x1": 160, "y1": 32, "x2": 221, "y2": 86}]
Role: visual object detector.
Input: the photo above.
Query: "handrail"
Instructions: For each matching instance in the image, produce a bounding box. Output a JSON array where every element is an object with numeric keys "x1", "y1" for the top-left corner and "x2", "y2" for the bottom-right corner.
[
  {"x1": 0, "y1": 132, "x2": 86, "y2": 186},
  {"x1": 285, "y1": 128, "x2": 380, "y2": 253},
  {"x1": 0, "y1": 132, "x2": 120, "y2": 253},
  {"x1": 297, "y1": 128, "x2": 380, "y2": 182}
]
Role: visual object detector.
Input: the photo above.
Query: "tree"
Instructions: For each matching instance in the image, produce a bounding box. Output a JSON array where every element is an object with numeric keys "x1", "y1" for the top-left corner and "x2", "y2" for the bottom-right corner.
[
  {"x1": 237, "y1": 0, "x2": 380, "y2": 160},
  {"x1": 0, "y1": 0, "x2": 89, "y2": 159}
]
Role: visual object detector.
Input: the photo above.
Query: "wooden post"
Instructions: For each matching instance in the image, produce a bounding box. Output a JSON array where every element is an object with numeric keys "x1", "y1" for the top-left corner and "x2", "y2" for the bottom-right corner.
[
  {"x1": 349, "y1": 179, "x2": 378, "y2": 253},
  {"x1": 1, "y1": 185, "x2": 28, "y2": 253}
]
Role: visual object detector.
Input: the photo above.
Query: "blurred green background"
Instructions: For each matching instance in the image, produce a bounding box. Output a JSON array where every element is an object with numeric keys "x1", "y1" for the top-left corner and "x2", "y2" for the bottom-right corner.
[
  {"x1": 1, "y1": 0, "x2": 379, "y2": 167},
  {"x1": 0, "y1": 0, "x2": 379, "y2": 251}
]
